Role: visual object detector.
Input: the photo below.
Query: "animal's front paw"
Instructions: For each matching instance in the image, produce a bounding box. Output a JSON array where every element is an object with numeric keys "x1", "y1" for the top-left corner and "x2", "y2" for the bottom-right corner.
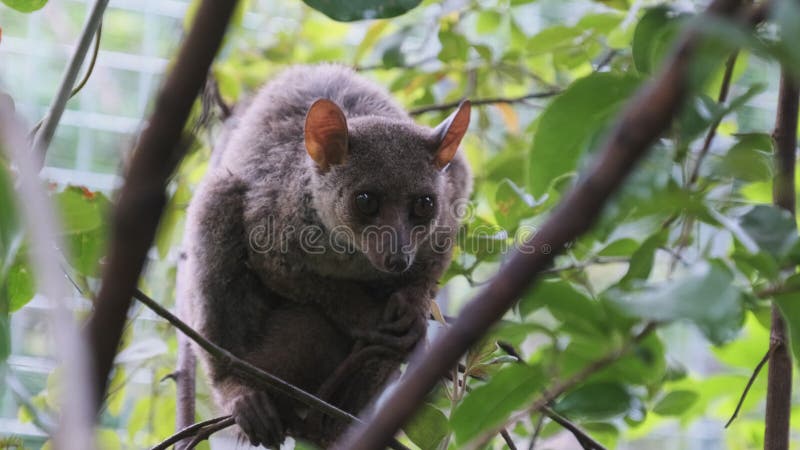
[
  {"x1": 232, "y1": 391, "x2": 284, "y2": 448},
  {"x1": 354, "y1": 292, "x2": 427, "y2": 352}
]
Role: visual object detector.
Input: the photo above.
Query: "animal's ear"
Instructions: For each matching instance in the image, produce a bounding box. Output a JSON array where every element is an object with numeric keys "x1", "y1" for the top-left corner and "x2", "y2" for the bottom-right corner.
[
  {"x1": 432, "y1": 100, "x2": 470, "y2": 170},
  {"x1": 305, "y1": 99, "x2": 349, "y2": 172}
]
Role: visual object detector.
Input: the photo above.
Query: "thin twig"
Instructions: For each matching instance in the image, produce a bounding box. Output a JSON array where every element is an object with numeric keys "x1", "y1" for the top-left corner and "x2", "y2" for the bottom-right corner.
[
  {"x1": 132, "y1": 289, "x2": 410, "y2": 450},
  {"x1": 29, "y1": 22, "x2": 104, "y2": 140},
  {"x1": 7, "y1": 372, "x2": 57, "y2": 434},
  {"x1": 527, "y1": 413, "x2": 546, "y2": 450},
  {"x1": 725, "y1": 342, "x2": 778, "y2": 428},
  {"x1": 185, "y1": 416, "x2": 236, "y2": 449},
  {"x1": 31, "y1": 0, "x2": 109, "y2": 164},
  {"x1": 500, "y1": 428, "x2": 518, "y2": 450},
  {"x1": 688, "y1": 51, "x2": 739, "y2": 185},
  {"x1": 151, "y1": 416, "x2": 231, "y2": 450},
  {"x1": 542, "y1": 406, "x2": 606, "y2": 450},
  {"x1": 409, "y1": 91, "x2": 560, "y2": 115}
]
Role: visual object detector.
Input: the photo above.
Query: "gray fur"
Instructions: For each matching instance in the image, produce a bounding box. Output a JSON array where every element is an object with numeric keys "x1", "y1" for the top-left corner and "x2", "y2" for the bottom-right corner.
[{"x1": 180, "y1": 63, "x2": 472, "y2": 448}]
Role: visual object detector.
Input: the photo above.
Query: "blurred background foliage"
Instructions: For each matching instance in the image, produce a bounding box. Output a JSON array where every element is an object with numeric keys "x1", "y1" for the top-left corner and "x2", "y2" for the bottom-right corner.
[{"x1": 1, "y1": 0, "x2": 800, "y2": 448}]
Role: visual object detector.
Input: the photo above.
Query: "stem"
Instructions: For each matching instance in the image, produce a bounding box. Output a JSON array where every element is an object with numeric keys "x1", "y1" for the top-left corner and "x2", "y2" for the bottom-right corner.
[
  {"x1": 764, "y1": 69, "x2": 798, "y2": 450},
  {"x1": 335, "y1": 2, "x2": 745, "y2": 448},
  {"x1": 32, "y1": 0, "x2": 110, "y2": 165},
  {"x1": 409, "y1": 91, "x2": 560, "y2": 115},
  {"x1": 150, "y1": 416, "x2": 230, "y2": 450},
  {"x1": 0, "y1": 93, "x2": 96, "y2": 450},
  {"x1": 174, "y1": 257, "x2": 196, "y2": 450}
]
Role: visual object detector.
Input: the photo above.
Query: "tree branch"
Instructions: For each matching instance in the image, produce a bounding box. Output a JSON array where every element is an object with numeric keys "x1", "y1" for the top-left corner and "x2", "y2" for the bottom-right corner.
[
  {"x1": 132, "y1": 289, "x2": 410, "y2": 450},
  {"x1": 150, "y1": 415, "x2": 231, "y2": 450},
  {"x1": 1, "y1": 88, "x2": 96, "y2": 450},
  {"x1": 85, "y1": 0, "x2": 241, "y2": 414},
  {"x1": 764, "y1": 68, "x2": 798, "y2": 450},
  {"x1": 185, "y1": 416, "x2": 236, "y2": 450},
  {"x1": 335, "y1": 3, "x2": 746, "y2": 447},
  {"x1": 174, "y1": 255, "x2": 196, "y2": 450},
  {"x1": 31, "y1": 0, "x2": 109, "y2": 165},
  {"x1": 409, "y1": 91, "x2": 560, "y2": 115},
  {"x1": 726, "y1": 341, "x2": 777, "y2": 428}
]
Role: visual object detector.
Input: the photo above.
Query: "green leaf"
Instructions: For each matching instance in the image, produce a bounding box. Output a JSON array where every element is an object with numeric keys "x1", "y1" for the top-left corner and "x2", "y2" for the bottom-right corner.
[
  {"x1": 1, "y1": 0, "x2": 47, "y2": 13},
  {"x1": 527, "y1": 25, "x2": 582, "y2": 55},
  {"x1": 438, "y1": 29, "x2": 470, "y2": 62},
  {"x1": 712, "y1": 133, "x2": 773, "y2": 182},
  {"x1": 632, "y1": 7, "x2": 679, "y2": 74},
  {"x1": 520, "y1": 278, "x2": 606, "y2": 336},
  {"x1": 56, "y1": 187, "x2": 104, "y2": 234},
  {"x1": 528, "y1": 73, "x2": 640, "y2": 196},
  {"x1": 451, "y1": 364, "x2": 544, "y2": 445},
  {"x1": 302, "y1": 0, "x2": 423, "y2": 22},
  {"x1": 772, "y1": 0, "x2": 800, "y2": 72},
  {"x1": 774, "y1": 290, "x2": 800, "y2": 367},
  {"x1": 476, "y1": 10, "x2": 502, "y2": 34},
  {"x1": 554, "y1": 382, "x2": 632, "y2": 420},
  {"x1": 7, "y1": 261, "x2": 34, "y2": 312},
  {"x1": 619, "y1": 230, "x2": 667, "y2": 285},
  {"x1": 738, "y1": 204, "x2": 798, "y2": 261},
  {"x1": 494, "y1": 179, "x2": 547, "y2": 232},
  {"x1": 404, "y1": 403, "x2": 448, "y2": 450},
  {"x1": 652, "y1": 390, "x2": 699, "y2": 416},
  {"x1": 610, "y1": 261, "x2": 744, "y2": 345}
]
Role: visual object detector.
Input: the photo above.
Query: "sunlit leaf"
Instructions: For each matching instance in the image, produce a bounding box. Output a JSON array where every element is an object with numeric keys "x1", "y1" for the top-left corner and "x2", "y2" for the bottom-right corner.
[
  {"x1": 611, "y1": 261, "x2": 744, "y2": 345},
  {"x1": 528, "y1": 72, "x2": 640, "y2": 196},
  {"x1": 451, "y1": 364, "x2": 544, "y2": 445},
  {"x1": 1, "y1": 0, "x2": 47, "y2": 12},
  {"x1": 554, "y1": 382, "x2": 633, "y2": 420},
  {"x1": 652, "y1": 390, "x2": 699, "y2": 416},
  {"x1": 302, "y1": 0, "x2": 423, "y2": 22},
  {"x1": 404, "y1": 403, "x2": 448, "y2": 450}
]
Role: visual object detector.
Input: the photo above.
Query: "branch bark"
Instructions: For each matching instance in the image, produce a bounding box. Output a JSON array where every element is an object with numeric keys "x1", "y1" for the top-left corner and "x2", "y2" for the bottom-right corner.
[
  {"x1": 335, "y1": 2, "x2": 746, "y2": 448},
  {"x1": 31, "y1": 0, "x2": 109, "y2": 164},
  {"x1": 84, "y1": 0, "x2": 240, "y2": 413},
  {"x1": 764, "y1": 69, "x2": 799, "y2": 450}
]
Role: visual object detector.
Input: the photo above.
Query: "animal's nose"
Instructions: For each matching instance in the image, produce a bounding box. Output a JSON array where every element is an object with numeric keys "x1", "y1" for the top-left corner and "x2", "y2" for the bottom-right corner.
[{"x1": 385, "y1": 254, "x2": 410, "y2": 273}]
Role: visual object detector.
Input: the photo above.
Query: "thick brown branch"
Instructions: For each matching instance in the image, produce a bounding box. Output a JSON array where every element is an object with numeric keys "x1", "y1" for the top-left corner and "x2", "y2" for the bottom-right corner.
[
  {"x1": 85, "y1": 0, "x2": 240, "y2": 413},
  {"x1": 335, "y1": 2, "x2": 746, "y2": 448},
  {"x1": 409, "y1": 91, "x2": 560, "y2": 115},
  {"x1": 764, "y1": 69, "x2": 799, "y2": 450}
]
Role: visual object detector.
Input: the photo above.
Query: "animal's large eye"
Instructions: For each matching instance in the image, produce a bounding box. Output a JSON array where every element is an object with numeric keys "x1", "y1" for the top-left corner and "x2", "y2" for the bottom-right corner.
[
  {"x1": 355, "y1": 192, "x2": 380, "y2": 216},
  {"x1": 412, "y1": 195, "x2": 436, "y2": 218}
]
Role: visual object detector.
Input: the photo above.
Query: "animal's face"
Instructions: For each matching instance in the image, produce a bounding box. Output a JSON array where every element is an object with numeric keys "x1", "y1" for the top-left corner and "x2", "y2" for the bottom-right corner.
[{"x1": 305, "y1": 99, "x2": 470, "y2": 274}]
